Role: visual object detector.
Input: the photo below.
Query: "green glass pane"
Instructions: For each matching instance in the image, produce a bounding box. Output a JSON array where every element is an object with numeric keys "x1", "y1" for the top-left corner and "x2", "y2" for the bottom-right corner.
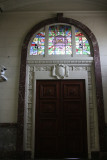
[
  {"x1": 38, "y1": 37, "x2": 45, "y2": 46},
  {"x1": 83, "y1": 51, "x2": 88, "y2": 55},
  {"x1": 48, "y1": 46, "x2": 55, "y2": 55},
  {"x1": 38, "y1": 46, "x2": 45, "y2": 55},
  {"x1": 75, "y1": 37, "x2": 82, "y2": 46},
  {"x1": 83, "y1": 41, "x2": 89, "y2": 46},
  {"x1": 83, "y1": 46, "x2": 90, "y2": 54},
  {"x1": 66, "y1": 37, "x2": 72, "y2": 45},
  {"x1": 49, "y1": 26, "x2": 56, "y2": 36},
  {"x1": 49, "y1": 37, "x2": 54, "y2": 45},
  {"x1": 76, "y1": 46, "x2": 82, "y2": 54},
  {"x1": 75, "y1": 37, "x2": 79, "y2": 41}
]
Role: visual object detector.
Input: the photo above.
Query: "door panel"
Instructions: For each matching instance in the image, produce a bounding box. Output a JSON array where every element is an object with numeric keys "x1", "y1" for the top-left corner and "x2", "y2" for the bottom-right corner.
[
  {"x1": 35, "y1": 80, "x2": 87, "y2": 158},
  {"x1": 38, "y1": 137, "x2": 57, "y2": 153},
  {"x1": 61, "y1": 80, "x2": 87, "y2": 157},
  {"x1": 39, "y1": 118, "x2": 57, "y2": 135},
  {"x1": 40, "y1": 101, "x2": 57, "y2": 114},
  {"x1": 35, "y1": 81, "x2": 60, "y2": 158},
  {"x1": 40, "y1": 83, "x2": 58, "y2": 98},
  {"x1": 63, "y1": 83, "x2": 81, "y2": 98},
  {"x1": 63, "y1": 101, "x2": 82, "y2": 114}
]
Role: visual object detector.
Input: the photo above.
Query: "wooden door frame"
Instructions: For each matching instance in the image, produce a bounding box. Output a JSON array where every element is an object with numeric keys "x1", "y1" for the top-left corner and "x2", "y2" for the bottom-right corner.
[
  {"x1": 16, "y1": 13, "x2": 105, "y2": 157},
  {"x1": 35, "y1": 79, "x2": 88, "y2": 158},
  {"x1": 31, "y1": 70, "x2": 90, "y2": 158}
]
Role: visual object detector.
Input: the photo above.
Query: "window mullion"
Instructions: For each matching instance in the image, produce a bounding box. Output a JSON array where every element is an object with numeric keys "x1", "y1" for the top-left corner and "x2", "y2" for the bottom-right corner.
[
  {"x1": 72, "y1": 26, "x2": 76, "y2": 57},
  {"x1": 44, "y1": 25, "x2": 49, "y2": 57}
]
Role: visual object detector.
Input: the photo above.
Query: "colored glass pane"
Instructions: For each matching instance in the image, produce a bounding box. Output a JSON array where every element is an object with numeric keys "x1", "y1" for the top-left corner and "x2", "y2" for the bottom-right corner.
[
  {"x1": 75, "y1": 29, "x2": 84, "y2": 37},
  {"x1": 48, "y1": 46, "x2": 55, "y2": 55},
  {"x1": 83, "y1": 45, "x2": 90, "y2": 55},
  {"x1": 55, "y1": 46, "x2": 65, "y2": 55},
  {"x1": 48, "y1": 37, "x2": 54, "y2": 46},
  {"x1": 30, "y1": 31, "x2": 45, "y2": 55},
  {"x1": 66, "y1": 46, "x2": 72, "y2": 55},
  {"x1": 66, "y1": 37, "x2": 72, "y2": 45},
  {"x1": 48, "y1": 25, "x2": 72, "y2": 55},
  {"x1": 75, "y1": 28, "x2": 90, "y2": 55},
  {"x1": 76, "y1": 46, "x2": 82, "y2": 54}
]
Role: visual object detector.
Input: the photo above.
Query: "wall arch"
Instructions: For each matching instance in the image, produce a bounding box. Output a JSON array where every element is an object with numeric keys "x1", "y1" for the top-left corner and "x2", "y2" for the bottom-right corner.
[{"x1": 17, "y1": 13, "x2": 105, "y2": 154}]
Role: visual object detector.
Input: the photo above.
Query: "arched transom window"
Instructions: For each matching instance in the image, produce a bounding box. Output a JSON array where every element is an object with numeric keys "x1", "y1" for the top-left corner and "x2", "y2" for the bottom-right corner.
[{"x1": 29, "y1": 24, "x2": 91, "y2": 57}]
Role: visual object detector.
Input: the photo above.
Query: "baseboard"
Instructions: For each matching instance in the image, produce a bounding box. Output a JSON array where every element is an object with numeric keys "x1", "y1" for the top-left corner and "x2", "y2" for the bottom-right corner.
[
  {"x1": 0, "y1": 123, "x2": 17, "y2": 127},
  {"x1": 0, "y1": 151, "x2": 31, "y2": 159},
  {"x1": 91, "y1": 151, "x2": 107, "y2": 160},
  {"x1": 0, "y1": 151, "x2": 107, "y2": 159}
]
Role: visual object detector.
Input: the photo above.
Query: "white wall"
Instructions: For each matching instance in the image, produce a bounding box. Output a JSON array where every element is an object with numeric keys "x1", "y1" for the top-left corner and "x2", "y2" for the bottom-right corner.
[{"x1": 0, "y1": 11, "x2": 107, "y2": 123}]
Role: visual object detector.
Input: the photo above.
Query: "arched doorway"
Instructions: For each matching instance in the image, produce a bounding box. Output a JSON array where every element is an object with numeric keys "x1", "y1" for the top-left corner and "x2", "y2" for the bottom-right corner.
[{"x1": 17, "y1": 13, "x2": 105, "y2": 159}]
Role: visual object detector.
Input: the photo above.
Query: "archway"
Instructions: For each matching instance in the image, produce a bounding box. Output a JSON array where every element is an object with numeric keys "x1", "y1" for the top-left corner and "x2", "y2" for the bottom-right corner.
[{"x1": 16, "y1": 13, "x2": 105, "y2": 157}]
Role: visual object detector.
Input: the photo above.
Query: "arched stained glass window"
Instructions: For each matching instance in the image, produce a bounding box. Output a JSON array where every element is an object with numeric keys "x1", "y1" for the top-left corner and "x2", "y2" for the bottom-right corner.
[{"x1": 30, "y1": 24, "x2": 91, "y2": 56}]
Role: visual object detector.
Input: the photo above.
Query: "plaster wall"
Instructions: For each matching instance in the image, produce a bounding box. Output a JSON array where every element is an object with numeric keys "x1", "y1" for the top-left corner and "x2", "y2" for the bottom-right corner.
[{"x1": 0, "y1": 11, "x2": 107, "y2": 123}]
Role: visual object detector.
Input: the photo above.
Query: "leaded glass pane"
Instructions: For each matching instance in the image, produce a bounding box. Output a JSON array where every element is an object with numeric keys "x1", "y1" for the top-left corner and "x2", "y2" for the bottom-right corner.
[
  {"x1": 75, "y1": 28, "x2": 90, "y2": 55},
  {"x1": 49, "y1": 37, "x2": 54, "y2": 46},
  {"x1": 66, "y1": 46, "x2": 72, "y2": 55},
  {"x1": 48, "y1": 25, "x2": 72, "y2": 55},
  {"x1": 30, "y1": 25, "x2": 91, "y2": 56},
  {"x1": 30, "y1": 30, "x2": 45, "y2": 55},
  {"x1": 76, "y1": 46, "x2": 82, "y2": 54},
  {"x1": 55, "y1": 46, "x2": 65, "y2": 55},
  {"x1": 48, "y1": 46, "x2": 55, "y2": 55}
]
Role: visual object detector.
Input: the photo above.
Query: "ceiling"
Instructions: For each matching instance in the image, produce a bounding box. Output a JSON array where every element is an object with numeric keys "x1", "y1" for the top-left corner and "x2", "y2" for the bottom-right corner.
[{"x1": 0, "y1": 0, "x2": 107, "y2": 12}]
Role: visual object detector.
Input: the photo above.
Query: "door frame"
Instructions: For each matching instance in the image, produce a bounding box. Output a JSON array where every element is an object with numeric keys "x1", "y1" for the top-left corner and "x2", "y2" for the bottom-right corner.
[{"x1": 31, "y1": 69, "x2": 90, "y2": 158}]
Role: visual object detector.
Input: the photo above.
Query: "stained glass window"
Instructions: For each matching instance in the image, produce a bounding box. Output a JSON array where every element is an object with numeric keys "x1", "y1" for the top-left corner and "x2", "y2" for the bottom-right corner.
[
  {"x1": 30, "y1": 31, "x2": 45, "y2": 55},
  {"x1": 48, "y1": 25, "x2": 72, "y2": 55},
  {"x1": 75, "y1": 29, "x2": 90, "y2": 55},
  {"x1": 29, "y1": 25, "x2": 91, "y2": 56}
]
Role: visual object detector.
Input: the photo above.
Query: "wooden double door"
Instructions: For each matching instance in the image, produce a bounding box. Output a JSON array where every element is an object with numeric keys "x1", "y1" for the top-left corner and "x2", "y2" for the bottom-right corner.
[{"x1": 35, "y1": 80, "x2": 88, "y2": 158}]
